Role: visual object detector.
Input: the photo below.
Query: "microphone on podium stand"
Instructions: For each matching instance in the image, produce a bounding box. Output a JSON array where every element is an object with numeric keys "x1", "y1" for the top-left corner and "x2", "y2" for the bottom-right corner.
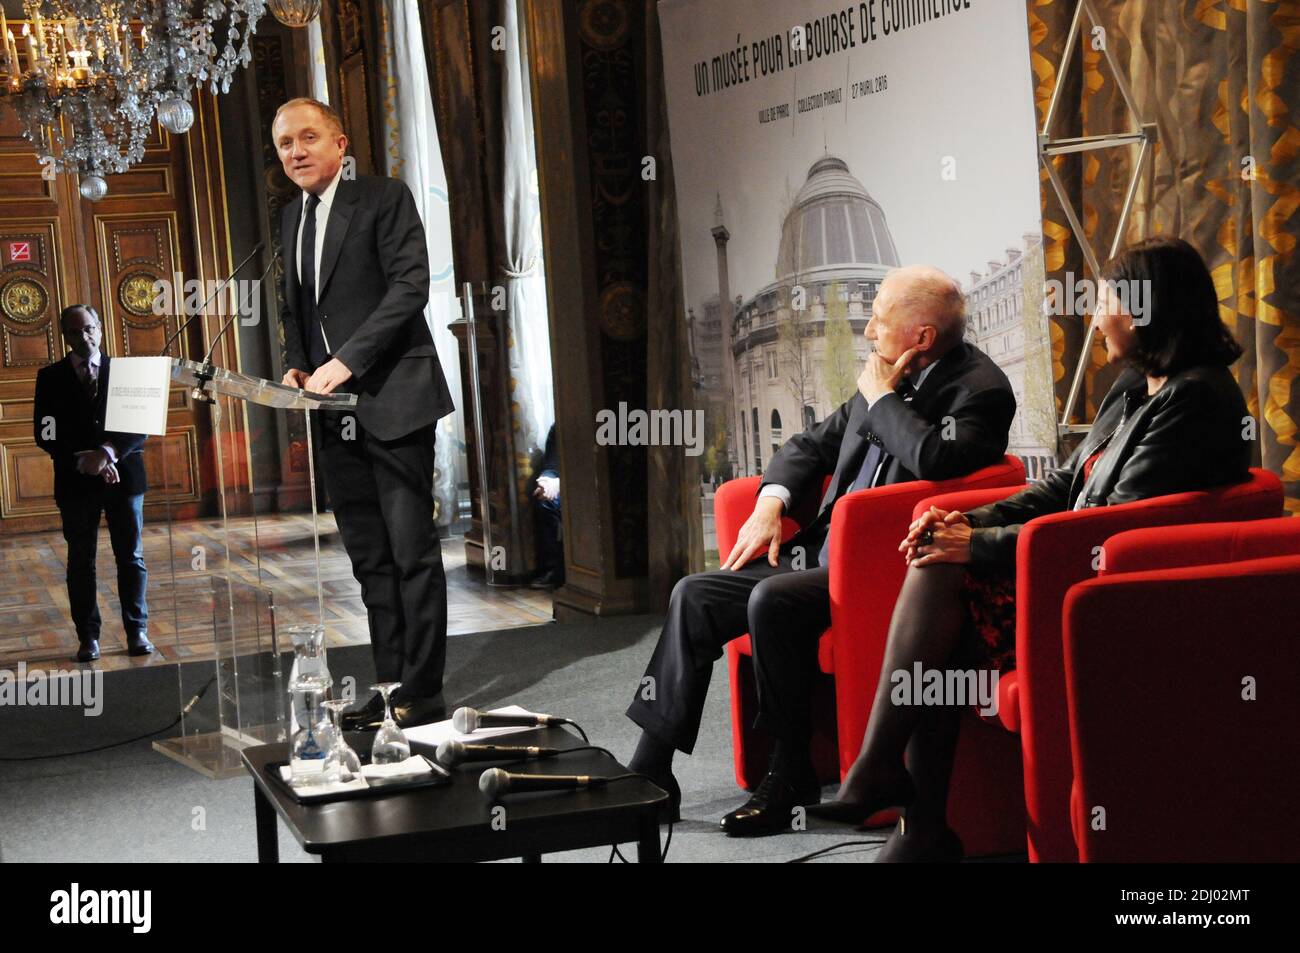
[
  {"x1": 195, "y1": 257, "x2": 276, "y2": 380},
  {"x1": 158, "y1": 241, "x2": 265, "y2": 358},
  {"x1": 157, "y1": 242, "x2": 270, "y2": 403}
]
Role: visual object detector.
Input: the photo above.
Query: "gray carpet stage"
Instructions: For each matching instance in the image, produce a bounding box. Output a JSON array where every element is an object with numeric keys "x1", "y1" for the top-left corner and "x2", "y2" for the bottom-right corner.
[{"x1": 0, "y1": 614, "x2": 953, "y2": 863}]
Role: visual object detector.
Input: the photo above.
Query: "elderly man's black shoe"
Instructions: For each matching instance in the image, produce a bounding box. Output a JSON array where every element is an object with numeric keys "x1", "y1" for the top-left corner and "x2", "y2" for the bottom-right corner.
[{"x1": 720, "y1": 770, "x2": 821, "y2": 837}]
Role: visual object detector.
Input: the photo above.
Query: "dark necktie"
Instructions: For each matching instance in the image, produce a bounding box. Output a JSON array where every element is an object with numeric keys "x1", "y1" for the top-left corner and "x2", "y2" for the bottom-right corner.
[
  {"x1": 82, "y1": 361, "x2": 98, "y2": 401},
  {"x1": 818, "y1": 377, "x2": 919, "y2": 567},
  {"x1": 300, "y1": 193, "x2": 329, "y2": 369}
]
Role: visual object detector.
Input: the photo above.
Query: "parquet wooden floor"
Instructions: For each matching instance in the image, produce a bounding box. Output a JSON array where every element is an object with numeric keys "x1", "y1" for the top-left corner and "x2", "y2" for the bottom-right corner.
[{"x1": 0, "y1": 513, "x2": 553, "y2": 676}]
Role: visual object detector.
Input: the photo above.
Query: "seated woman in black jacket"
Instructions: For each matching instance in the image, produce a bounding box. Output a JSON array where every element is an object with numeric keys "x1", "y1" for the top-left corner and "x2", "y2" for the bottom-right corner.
[{"x1": 809, "y1": 237, "x2": 1250, "y2": 861}]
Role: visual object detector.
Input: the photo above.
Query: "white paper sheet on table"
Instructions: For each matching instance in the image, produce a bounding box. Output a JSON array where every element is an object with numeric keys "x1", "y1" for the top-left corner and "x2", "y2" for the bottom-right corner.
[{"x1": 402, "y1": 705, "x2": 547, "y2": 749}]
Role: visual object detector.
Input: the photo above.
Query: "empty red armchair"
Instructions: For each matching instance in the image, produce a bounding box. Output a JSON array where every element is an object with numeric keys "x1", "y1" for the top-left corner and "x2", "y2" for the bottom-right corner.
[
  {"x1": 1064, "y1": 517, "x2": 1300, "y2": 861},
  {"x1": 717, "y1": 456, "x2": 1027, "y2": 795},
  {"x1": 913, "y1": 468, "x2": 1284, "y2": 861}
]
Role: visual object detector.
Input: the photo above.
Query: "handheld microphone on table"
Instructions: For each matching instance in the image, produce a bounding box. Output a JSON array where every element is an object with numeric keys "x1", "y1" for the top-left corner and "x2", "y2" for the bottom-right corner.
[
  {"x1": 452, "y1": 707, "x2": 564, "y2": 733},
  {"x1": 437, "y1": 740, "x2": 562, "y2": 766},
  {"x1": 478, "y1": 768, "x2": 611, "y2": 799}
]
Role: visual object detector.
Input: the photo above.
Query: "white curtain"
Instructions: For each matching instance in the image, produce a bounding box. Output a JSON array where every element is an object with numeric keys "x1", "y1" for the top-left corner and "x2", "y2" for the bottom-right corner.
[
  {"x1": 307, "y1": 19, "x2": 329, "y2": 103},
  {"x1": 376, "y1": 0, "x2": 466, "y2": 531},
  {"x1": 500, "y1": 0, "x2": 554, "y2": 457}
]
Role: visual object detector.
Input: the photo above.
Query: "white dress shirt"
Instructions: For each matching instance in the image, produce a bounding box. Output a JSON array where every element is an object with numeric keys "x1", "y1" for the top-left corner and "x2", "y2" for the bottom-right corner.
[
  {"x1": 759, "y1": 355, "x2": 943, "y2": 510},
  {"x1": 295, "y1": 165, "x2": 345, "y2": 352}
]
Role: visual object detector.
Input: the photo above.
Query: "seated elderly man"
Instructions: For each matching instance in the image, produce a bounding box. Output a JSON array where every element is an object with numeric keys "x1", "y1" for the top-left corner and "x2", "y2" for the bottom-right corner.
[{"x1": 625, "y1": 265, "x2": 1016, "y2": 836}]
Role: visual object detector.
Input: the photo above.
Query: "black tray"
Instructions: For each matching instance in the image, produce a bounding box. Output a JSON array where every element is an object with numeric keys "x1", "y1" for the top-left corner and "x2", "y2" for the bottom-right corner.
[{"x1": 268, "y1": 755, "x2": 453, "y2": 804}]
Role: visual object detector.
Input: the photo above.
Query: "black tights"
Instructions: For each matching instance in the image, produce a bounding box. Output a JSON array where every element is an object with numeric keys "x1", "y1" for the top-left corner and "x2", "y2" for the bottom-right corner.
[{"x1": 837, "y1": 562, "x2": 973, "y2": 829}]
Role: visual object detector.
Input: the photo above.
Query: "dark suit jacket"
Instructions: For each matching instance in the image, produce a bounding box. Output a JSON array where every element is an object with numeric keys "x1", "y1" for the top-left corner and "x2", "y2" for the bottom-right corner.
[
  {"x1": 966, "y1": 362, "x2": 1251, "y2": 570},
  {"x1": 280, "y1": 174, "x2": 455, "y2": 440},
  {"x1": 33, "y1": 355, "x2": 148, "y2": 504},
  {"x1": 539, "y1": 424, "x2": 558, "y2": 477},
  {"x1": 762, "y1": 340, "x2": 1017, "y2": 541}
]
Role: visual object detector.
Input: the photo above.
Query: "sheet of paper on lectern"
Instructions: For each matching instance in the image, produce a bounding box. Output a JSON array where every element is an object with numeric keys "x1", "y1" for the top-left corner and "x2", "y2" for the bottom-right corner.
[{"x1": 104, "y1": 356, "x2": 172, "y2": 436}]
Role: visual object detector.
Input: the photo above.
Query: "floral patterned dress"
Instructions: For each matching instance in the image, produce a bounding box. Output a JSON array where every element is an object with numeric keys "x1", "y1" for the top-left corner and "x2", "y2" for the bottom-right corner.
[{"x1": 959, "y1": 447, "x2": 1109, "y2": 673}]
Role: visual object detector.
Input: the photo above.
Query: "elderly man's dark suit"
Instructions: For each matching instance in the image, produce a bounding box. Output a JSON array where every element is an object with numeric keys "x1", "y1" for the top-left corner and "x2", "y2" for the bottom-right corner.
[
  {"x1": 627, "y1": 341, "x2": 1016, "y2": 752},
  {"x1": 280, "y1": 173, "x2": 455, "y2": 700}
]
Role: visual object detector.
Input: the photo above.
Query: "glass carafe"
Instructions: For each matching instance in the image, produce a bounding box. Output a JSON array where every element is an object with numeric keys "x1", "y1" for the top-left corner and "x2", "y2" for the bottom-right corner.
[
  {"x1": 287, "y1": 623, "x2": 331, "y2": 692},
  {"x1": 287, "y1": 624, "x2": 332, "y2": 735},
  {"x1": 289, "y1": 688, "x2": 336, "y2": 786}
]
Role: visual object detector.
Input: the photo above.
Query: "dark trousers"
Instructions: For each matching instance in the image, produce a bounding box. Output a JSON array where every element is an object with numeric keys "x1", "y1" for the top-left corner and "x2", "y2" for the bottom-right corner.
[
  {"x1": 626, "y1": 539, "x2": 831, "y2": 754},
  {"x1": 317, "y1": 413, "x2": 447, "y2": 698},
  {"x1": 59, "y1": 491, "x2": 148, "y2": 643},
  {"x1": 533, "y1": 491, "x2": 562, "y2": 573}
]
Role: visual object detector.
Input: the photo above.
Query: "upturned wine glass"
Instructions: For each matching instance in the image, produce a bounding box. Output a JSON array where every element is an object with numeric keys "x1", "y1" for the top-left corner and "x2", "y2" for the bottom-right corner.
[
  {"x1": 321, "y1": 699, "x2": 363, "y2": 782},
  {"x1": 369, "y1": 682, "x2": 410, "y2": 764}
]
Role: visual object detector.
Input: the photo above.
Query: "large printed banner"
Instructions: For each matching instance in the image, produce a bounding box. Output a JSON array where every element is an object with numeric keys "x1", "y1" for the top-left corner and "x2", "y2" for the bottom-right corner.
[{"x1": 659, "y1": 0, "x2": 1058, "y2": 483}]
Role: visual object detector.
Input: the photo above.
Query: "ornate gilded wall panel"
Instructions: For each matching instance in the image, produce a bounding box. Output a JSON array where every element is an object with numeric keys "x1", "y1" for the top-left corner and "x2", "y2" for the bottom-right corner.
[
  {"x1": 95, "y1": 214, "x2": 181, "y2": 360},
  {"x1": 0, "y1": 224, "x2": 61, "y2": 368}
]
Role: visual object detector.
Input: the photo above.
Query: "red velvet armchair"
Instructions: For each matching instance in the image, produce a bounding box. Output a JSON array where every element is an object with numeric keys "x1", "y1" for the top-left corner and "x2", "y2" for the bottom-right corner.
[
  {"x1": 1063, "y1": 516, "x2": 1300, "y2": 861},
  {"x1": 912, "y1": 468, "x2": 1284, "y2": 861},
  {"x1": 717, "y1": 456, "x2": 1027, "y2": 801}
]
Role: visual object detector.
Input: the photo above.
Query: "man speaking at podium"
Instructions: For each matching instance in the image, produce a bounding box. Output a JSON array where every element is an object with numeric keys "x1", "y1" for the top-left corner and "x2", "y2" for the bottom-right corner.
[{"x1": 273, "y1": 98, "x2": 455, "y2": 730}]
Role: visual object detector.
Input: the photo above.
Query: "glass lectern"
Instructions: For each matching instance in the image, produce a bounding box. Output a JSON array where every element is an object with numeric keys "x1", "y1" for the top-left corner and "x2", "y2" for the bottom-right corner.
[{"x1": 151, "y1": 358, "x2": 357, "y2": 778}]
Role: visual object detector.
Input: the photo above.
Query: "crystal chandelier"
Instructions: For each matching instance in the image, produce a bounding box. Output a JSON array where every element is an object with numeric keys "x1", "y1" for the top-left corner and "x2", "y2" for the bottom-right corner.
[
  {"x1": 267, "y1": 0, "x2": 319, "y2": 28},
  {"x1": 0, "y1": 1, "x2": 268, "y2": 200}
]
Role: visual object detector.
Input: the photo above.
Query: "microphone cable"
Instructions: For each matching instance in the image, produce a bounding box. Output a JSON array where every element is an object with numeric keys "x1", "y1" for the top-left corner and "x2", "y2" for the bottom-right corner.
[
  {"x1": 557, "y1": 718, "x2": 589, "y2": 743},
  {"x1": 0, "y1": 674, "x2": 216, "y2": 762},
  {"x1": 609, "y1": 822, "x2": 674, "y2": 864},
  {"x1": 786, "y1": 837, "x2": 889, "y2": 863},
  {"x1": 602, "y1": 767, "x2": 674, "y2": 863},
  {"x1": 488, "y1": 744, "x2": 618, "y2": 770}
]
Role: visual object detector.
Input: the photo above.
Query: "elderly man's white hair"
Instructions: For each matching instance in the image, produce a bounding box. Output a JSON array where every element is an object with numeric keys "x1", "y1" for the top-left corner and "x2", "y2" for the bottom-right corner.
[{"x1": 882, "y1": 265, "x2": 967, "y2": 346}]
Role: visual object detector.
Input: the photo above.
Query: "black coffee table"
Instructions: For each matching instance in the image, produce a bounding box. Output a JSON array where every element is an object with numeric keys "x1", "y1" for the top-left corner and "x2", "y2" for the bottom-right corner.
[{"x1": 242, "y1": 726, "x2": 668, "y2": 862}]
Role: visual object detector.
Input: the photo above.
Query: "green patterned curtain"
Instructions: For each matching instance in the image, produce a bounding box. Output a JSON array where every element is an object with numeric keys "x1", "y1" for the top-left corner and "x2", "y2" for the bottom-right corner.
[{"x1": 1030, "y1": 0, "x2": 1300, "y2": 512}]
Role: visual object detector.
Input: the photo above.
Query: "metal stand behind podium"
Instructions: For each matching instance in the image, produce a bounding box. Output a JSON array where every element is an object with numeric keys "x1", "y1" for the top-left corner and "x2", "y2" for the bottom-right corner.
[
  {"x1": 151, "y1": 358, "x2": 357, "y2": 778},
  {"x1": 1038, "y1": 0, "x2": 1158, "y2": 438}
]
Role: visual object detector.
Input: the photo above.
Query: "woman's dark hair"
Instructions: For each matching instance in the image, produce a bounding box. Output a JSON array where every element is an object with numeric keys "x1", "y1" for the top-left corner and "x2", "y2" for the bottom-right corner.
[{"x1": 1099, "y1": 237, "x2": 1243, "y2": 376}]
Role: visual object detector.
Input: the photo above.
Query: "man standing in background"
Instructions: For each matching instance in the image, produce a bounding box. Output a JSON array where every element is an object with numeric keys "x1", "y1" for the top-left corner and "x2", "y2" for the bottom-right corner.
[{"x1": 34, "y1": 305, "x2": 152, "y2": 663}]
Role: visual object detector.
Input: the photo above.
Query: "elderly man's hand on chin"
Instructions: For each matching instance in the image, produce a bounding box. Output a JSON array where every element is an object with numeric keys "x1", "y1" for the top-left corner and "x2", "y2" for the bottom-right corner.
[{"x1": 858, "y1": 346, "x2": 921, "y2": 404}]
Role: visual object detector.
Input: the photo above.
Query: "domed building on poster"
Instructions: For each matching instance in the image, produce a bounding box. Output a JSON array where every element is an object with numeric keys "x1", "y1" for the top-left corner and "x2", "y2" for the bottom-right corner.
[{"x1": 714, "y1": 154, "x2": 901, "y2": 475}]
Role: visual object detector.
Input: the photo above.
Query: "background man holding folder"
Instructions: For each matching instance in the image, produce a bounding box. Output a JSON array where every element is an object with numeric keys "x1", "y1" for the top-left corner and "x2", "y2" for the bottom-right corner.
[{"x1": 34, "y1": 304, "x2": 152, "y2": 663}]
